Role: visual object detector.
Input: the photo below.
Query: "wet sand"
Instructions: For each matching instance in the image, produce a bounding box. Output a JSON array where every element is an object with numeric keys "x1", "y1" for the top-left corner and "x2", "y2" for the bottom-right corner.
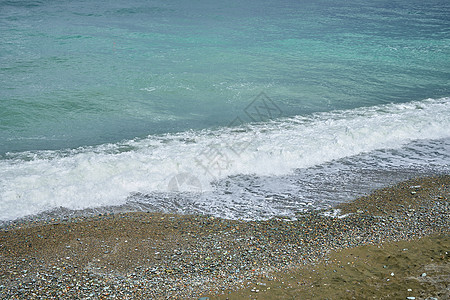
[
  {"x1": 0, "y1": 175, "x2": 448, "y2": 299},
  {"x1": 217, "y1": 234, "x2": 449, "y2": 300}
]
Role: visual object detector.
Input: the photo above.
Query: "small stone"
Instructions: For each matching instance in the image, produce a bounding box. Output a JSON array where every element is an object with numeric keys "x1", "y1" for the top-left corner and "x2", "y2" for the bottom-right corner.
[
  {"x1": 421, "y1": 273, "x2": 427, "y2": 277},
  {"x1": 390, "y1": 272, "x2": 394, "y2": 276},
  {"x1": 407, "y1": 297, "x2": 416, "y2": 300}
]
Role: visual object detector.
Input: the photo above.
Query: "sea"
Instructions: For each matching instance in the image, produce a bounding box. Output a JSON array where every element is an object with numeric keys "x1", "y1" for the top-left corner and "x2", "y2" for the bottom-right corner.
[{"x1": 1, "y1": 0, "x2": 449, "y2": 223}]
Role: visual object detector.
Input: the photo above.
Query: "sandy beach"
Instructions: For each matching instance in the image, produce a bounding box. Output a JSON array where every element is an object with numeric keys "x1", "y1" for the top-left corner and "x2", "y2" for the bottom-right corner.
[{"x1": 1, "y1": 175, "x2": 448, "y2": 299}]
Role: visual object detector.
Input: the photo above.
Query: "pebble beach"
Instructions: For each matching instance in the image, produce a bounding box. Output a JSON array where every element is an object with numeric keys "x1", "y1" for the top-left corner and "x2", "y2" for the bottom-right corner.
[
  {"x1": 1, "y1": 175, "x2": 449, "y2": 299},
  {"x1": 2, "y1": 1, "x2": 450, "y2": 299}
]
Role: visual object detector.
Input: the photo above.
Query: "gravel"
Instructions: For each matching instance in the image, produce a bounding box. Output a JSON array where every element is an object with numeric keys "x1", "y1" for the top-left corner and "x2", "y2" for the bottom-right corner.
[{"x1": 0, "y1": 175, "x2": 448, "y2": 299}]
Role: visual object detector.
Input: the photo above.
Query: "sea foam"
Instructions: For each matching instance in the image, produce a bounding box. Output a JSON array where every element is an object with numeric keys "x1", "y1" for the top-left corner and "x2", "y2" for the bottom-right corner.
[{"x1": 1, "y1": 97, "x2": 449, "y2": 221}]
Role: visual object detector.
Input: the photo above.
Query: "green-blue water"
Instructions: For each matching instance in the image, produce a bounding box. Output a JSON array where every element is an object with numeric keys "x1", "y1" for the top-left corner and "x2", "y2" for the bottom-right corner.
[
  {"x1": 2, "y1": 0, "x2": 449, "y2": 153},
  {"x1": 0, "y1": 0, "x2": 449, "y2": 221}
]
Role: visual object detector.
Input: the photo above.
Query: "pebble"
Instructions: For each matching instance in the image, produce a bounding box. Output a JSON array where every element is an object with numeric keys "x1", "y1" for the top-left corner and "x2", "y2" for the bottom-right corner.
[{"x1": 0, "y1": 175, "x2": 448, "y2": 299}]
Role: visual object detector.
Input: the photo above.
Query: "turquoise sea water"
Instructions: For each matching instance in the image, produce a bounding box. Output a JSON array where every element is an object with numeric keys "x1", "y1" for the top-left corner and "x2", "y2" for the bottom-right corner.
[{"x1": 1, "y1": 0, "x2": 449, "y2": 221}]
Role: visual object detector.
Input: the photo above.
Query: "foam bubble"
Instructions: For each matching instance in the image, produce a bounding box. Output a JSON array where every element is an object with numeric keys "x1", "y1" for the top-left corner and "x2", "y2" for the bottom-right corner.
[{"x1": 1, "y1": 97, "x2": 449, "y2": 221}]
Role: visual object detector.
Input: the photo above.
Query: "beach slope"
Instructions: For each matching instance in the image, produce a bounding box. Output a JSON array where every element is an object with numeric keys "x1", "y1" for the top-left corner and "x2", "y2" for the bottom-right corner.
[{"x1": 0, "y1": 176, "x2": 448, "y2": 299}]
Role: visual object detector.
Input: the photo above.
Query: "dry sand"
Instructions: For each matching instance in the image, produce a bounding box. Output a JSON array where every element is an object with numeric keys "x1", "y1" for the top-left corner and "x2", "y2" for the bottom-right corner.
[{"x1": 0, "y1": 175, "x2": 449, "y2": 299}]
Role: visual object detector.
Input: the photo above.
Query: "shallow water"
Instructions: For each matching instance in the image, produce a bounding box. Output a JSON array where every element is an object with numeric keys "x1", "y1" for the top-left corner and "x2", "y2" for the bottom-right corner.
[{"x1": 1, "y1": 0, "x2": 449, "y2": 221}]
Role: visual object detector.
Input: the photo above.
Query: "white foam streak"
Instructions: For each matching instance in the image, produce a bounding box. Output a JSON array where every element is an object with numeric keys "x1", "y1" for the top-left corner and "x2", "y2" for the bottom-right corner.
[{"x1": 1, "y1": 97, "x2": 449, "y2": 220}]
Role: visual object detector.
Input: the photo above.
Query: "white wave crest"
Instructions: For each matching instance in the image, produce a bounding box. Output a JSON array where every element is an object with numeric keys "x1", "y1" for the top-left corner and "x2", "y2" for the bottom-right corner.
[{"x1": 1, "y1": 97, "x2": 449, "y2": 221}]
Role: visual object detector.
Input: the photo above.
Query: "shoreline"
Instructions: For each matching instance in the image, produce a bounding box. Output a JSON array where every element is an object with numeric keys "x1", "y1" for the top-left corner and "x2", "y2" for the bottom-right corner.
[{"x1": 1, "y1": 175, "x2": 449, "y2": 299}]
